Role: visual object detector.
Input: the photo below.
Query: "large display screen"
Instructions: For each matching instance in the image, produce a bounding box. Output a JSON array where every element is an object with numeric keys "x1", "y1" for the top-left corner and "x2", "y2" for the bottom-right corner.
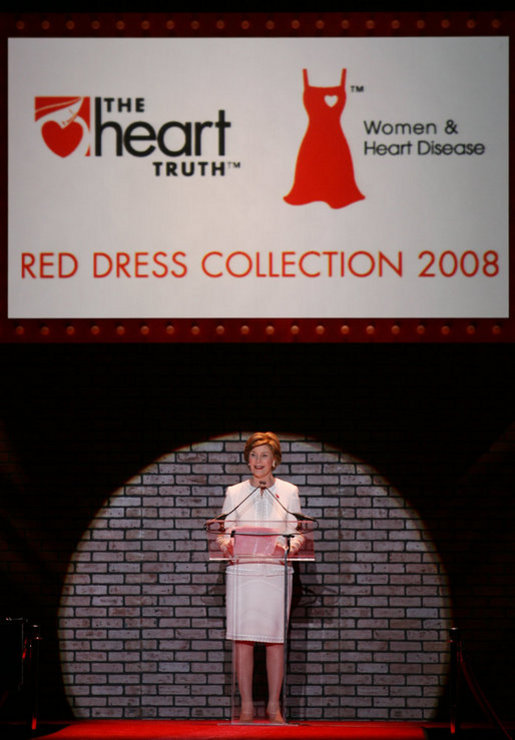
[{"x1": 2, "y1": 12, "x2": 513, "y2": 341}]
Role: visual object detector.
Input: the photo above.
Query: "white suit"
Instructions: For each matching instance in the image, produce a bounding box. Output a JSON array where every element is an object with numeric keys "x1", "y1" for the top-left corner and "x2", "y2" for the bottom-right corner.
[{"x1": 221, "y1": 478, "x2": 303, "y2": 643}]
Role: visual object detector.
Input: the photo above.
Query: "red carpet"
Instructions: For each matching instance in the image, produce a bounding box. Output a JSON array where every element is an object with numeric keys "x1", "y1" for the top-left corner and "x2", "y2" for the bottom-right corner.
[{"x1": 2, "y1": 719, "x2": 446, "y2": 740}]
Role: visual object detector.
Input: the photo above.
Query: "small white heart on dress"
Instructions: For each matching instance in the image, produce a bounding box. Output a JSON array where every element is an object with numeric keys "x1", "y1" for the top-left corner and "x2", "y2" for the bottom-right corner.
[{"x1": 324, "y1": 95, "x2": 338, "y2": 107}]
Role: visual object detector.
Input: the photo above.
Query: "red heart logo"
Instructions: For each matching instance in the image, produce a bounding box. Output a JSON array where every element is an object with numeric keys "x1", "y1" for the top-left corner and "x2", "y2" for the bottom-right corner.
[{"x1": 41, "y1": 120, "x2": 83, "y2": 157}]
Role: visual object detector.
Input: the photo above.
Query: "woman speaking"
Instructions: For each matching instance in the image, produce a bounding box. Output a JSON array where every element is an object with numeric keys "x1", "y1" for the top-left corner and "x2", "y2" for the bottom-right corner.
[{"x1": 218, "y1": 432, "x2": 304, "y2": 723}]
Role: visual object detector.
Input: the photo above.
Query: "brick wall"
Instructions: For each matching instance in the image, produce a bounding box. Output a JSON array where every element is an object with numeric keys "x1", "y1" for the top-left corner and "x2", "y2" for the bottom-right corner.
[
  {"x1": 58, "y1": 434, "x2": 451, "y2": 721},
  {"x1": 1, "y1": 344, "x2": 514, "y2": 725}
]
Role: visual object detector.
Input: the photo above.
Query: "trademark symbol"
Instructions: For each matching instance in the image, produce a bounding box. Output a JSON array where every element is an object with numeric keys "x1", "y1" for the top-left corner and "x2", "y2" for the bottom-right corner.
[
  {"x1": 227, "y1": 161, "x2": 241, "y2": 169},
  {"x1": 351, "y1": 85, "x2": 365, "y2": 93}
]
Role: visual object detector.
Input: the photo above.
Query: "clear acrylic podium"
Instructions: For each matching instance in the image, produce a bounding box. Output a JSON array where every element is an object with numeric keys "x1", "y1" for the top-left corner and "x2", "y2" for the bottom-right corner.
[{"x1": 205, "y1": 517, "x2": 316, "y2": 724}]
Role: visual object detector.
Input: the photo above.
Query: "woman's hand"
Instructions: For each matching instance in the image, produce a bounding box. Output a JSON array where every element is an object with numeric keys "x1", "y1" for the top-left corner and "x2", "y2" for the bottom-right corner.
[{"x1": 216, "y1": 535, "x2": 233, "y2": 556}]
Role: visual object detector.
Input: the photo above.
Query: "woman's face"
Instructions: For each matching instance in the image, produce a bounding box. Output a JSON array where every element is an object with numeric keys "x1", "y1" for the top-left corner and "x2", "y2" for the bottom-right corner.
[{"x1": 248, "y1": 444, "x2": 276, "y2": 485}]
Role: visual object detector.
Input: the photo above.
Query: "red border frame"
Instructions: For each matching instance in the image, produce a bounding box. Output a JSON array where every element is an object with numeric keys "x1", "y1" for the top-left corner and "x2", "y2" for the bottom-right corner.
[{"x1": 2, "y1": 11, "x2": 513, "y2": 343}]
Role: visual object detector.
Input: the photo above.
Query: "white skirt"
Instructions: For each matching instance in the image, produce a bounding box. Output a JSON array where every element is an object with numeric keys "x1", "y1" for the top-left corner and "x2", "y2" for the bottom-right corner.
[{"x1": 226, "y1": 563, "x2": 292, "y2": 643}]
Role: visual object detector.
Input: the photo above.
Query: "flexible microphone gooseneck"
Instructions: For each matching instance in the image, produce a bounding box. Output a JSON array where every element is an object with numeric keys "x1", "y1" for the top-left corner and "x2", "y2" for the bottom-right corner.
[
  {"x1": 204, "y1": 484, "x2": 262, "y2": 529},
  {"x1": 259, "y1": 484, "x2": 316, "y2": 523},
  {"x1": 205, "y1": 480, "x2": 317, "y2": 532}
]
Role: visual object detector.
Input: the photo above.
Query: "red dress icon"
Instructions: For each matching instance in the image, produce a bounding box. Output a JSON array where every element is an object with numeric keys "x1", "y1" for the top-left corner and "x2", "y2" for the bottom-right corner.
[{"x1": 284, "y1": 69, "x2": 365, "y2": 209}]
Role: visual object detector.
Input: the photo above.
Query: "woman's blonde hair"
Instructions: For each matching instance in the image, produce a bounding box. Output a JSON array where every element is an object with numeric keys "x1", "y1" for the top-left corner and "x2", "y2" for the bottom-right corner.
[{"x1": 243, "y1": 431, "x2": 282, "y2": 466}]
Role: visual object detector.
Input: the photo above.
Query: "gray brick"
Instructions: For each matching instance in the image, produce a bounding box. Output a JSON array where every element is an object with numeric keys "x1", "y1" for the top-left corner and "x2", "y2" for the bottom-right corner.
[{"x1": 56, "y1": 436, "x2": 452, "y2": 722}]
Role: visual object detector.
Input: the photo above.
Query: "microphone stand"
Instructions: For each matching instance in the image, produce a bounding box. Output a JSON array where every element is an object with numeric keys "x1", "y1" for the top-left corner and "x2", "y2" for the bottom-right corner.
[
  {"x1": 256, "y1": 483, "x2": 317, "y2": 724},
  {"x1": 282, "y1": 533, "x2": 292, "y2": 723}
]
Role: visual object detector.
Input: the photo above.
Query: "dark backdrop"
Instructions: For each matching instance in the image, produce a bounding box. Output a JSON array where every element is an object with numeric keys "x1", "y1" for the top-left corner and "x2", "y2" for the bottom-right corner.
[{"x1": 0, "y1": 342, "x2": 514, "y2": 722}]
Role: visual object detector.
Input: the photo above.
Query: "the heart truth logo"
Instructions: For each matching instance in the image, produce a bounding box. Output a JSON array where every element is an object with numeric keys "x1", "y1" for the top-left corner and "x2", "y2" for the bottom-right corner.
[
  {"x1": 284, "y1": 69, "x2": 365, "y2": 209},
  {"x1": 34, "y1": 97, "x2": 231, "y2": 175},
  {"x1": 35, "y1": 97, "x2": 91, "y2": 157}
]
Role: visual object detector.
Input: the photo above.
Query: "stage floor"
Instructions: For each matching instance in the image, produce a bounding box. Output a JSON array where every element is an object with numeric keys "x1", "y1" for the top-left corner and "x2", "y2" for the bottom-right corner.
[{"x1": 0, "y1": 720, "x2": 509, "y2": 740}]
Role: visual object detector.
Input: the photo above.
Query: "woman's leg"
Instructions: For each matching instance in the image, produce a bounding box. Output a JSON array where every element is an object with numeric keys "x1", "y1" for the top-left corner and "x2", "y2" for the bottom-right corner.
[
  {"x1": 235, "y1": 640, "x2": 254, "y2": 720},
  {"x1": 265, "y1": 642, "x2": 285, "y2": 722}
]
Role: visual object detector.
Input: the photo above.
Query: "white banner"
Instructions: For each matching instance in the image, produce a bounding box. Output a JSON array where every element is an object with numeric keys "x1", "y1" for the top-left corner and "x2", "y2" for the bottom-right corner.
[{"x1": 8, "y1": 36, "x2": 509, "y2": 318}]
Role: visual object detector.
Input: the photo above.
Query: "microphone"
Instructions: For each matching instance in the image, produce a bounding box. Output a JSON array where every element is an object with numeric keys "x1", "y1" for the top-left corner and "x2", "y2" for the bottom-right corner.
[
  {"x1": 290, "y1": 512, "x2": 316, "y2": 523},
  {"x1": 205, "y1": 482, "x2": 318, "y2": 532}
]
